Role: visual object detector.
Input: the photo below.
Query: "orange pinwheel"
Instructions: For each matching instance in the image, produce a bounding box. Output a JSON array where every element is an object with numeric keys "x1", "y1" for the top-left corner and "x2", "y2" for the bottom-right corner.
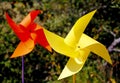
[{"x1": 5, "y1": 10, "x2": 52, "y2": 58}]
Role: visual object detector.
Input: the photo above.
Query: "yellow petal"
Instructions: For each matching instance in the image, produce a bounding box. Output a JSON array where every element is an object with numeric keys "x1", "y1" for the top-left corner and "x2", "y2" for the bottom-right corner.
[
  {"x1": 110, "y1": 78, "x2": 116, "y2": 83},
  {"x1": 64, "y1": 10, "x2": 97, "y2": 48},
  {"x1": 43, "y1": 28, "x2": 79, "y2": 58},
  {"x1": 58, "y1": 48, "x2": 90, "y2": 80},
  {"x1": 78, "y1": 34, "x2": 112, "y2": 64}
]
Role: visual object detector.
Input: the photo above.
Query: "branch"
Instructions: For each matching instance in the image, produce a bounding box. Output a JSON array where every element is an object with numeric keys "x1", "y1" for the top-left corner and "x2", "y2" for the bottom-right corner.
[
  {"x1": 108, "y1": 37, "x2": 120, "y2": 52},
  {"x1": 103, "y1": 26, "x2": 120, "y2": 52},
  {"x1": 112, "y1": 48, "x2": 120, "y2": 52},
  {"x1": 103, "y1": 26, "x2": 116, "y2": 37}
]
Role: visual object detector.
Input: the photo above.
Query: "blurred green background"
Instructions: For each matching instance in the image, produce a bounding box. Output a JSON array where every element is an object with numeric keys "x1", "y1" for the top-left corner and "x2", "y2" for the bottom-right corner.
[{"x1": 0, "y1": 0, "x2": 120, "y2": 83}]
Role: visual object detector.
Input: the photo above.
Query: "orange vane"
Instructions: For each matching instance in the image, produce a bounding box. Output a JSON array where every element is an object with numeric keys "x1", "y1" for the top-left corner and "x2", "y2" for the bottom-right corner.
[{"x1": 5, "y1": 10, "x2": 52, "y2": 58}]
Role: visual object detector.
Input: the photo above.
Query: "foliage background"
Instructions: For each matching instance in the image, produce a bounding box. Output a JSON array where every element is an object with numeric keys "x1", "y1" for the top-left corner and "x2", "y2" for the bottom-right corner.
[{"x1": 0, "y1": 0, "x2": 120, "y2": 83}]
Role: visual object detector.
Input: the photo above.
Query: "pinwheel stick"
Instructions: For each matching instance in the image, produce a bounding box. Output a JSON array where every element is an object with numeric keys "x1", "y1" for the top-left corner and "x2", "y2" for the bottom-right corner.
[
  {"x1": 72, "y1": 74, "x2": 76, "y2": 83},
  {"x1": 22, "y1": 56, "x2": 24, "y2": 83}
]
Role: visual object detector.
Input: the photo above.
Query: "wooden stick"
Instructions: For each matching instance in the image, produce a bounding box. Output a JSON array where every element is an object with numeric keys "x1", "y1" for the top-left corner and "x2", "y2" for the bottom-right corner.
[{"x1": 73, "y1": 74, "x2": 76, "y2": 83}]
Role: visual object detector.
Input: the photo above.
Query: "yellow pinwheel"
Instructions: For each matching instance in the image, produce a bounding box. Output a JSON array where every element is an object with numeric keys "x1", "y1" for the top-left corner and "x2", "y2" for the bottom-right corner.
[{"x1": 42, "y1": 10, "x2": 112, "y2": 80}]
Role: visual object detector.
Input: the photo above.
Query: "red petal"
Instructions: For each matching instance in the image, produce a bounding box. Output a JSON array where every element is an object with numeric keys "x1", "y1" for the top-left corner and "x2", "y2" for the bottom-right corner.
[
  {"x1": 5, "y1": 12, "x2": 23, "y2": 33},
  {"x1": 19, "y1": 10, "x2": 41, "y2": 28},
  {"x1": 5, "y1": 13, "x2": 30, "y2": 41},
  {"x1": 10, "y1": 38, "x2": 35, "y2": 58},
  {"x1": 35, "y1": 25, "x2": 52, "y2": 52},
  {"x1": 30, "y1": 10, "x2": 41, "y2": 21}
]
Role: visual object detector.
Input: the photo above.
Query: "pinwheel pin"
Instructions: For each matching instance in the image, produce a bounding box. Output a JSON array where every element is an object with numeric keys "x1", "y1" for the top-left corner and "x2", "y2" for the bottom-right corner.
[
  {"x1": 5, "y1": 10, "x2": 52, "y2": 83},
  {"x1": 43, "y1": 10, "x2": 112, "y2": 80}
]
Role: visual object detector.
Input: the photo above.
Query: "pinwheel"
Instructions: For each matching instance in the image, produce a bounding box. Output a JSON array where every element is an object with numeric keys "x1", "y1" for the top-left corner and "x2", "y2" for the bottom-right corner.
[
  {"x1": 5, "y1": 10, "x2": 52, "y2": 58},
  {"x1": 5, "y1": 10, "x2": 52, "y2": 83},
  {"x1": 42, "y1": 10, "x2": 112, "y2": 80}
]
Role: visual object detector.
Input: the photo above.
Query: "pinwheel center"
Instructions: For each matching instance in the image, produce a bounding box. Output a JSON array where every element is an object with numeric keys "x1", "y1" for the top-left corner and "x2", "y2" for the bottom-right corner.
[
  {"x1": 29, "y1": 29, "x2": 33, "y2": 33},
  {"x1": 78, "y1": 46, "x2": 80, "y2": 48},
  {"x1": 30, "y1": 33, "x2": 37, "y2": 40},
  {"x1": 26, "y1": 22, "x2": 37, "y2": 33},
  {"x1": 75, "y1": 46, "x2": 80, "y2": 51}
]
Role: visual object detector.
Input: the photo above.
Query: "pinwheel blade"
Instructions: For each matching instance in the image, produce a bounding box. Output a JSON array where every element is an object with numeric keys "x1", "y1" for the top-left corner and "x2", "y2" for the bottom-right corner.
[
  {"x1": 35, "y1": 25, "x2": 52, "y2": 52},
  {"x1": 10, "y1": 38, "x2": 34, "y2": 58},
  {"x1": 58, "y1": 48, "x2": 90, "y2": 80},
  {"x1": 5, "y1": 12, "x2": 30, "y2": 41},
  {"x1": 20, "y1": 10, "x2": 41, "y2": 28},
  {"x1": 5, "y1": 13, "x2": 24, "y2": 35},
  {"x1": 64, "y1": 10, "x2": 97, "y2": 47},
  {"x1": 78, "y1": 33, "x2": 112, "y2": 64}
]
